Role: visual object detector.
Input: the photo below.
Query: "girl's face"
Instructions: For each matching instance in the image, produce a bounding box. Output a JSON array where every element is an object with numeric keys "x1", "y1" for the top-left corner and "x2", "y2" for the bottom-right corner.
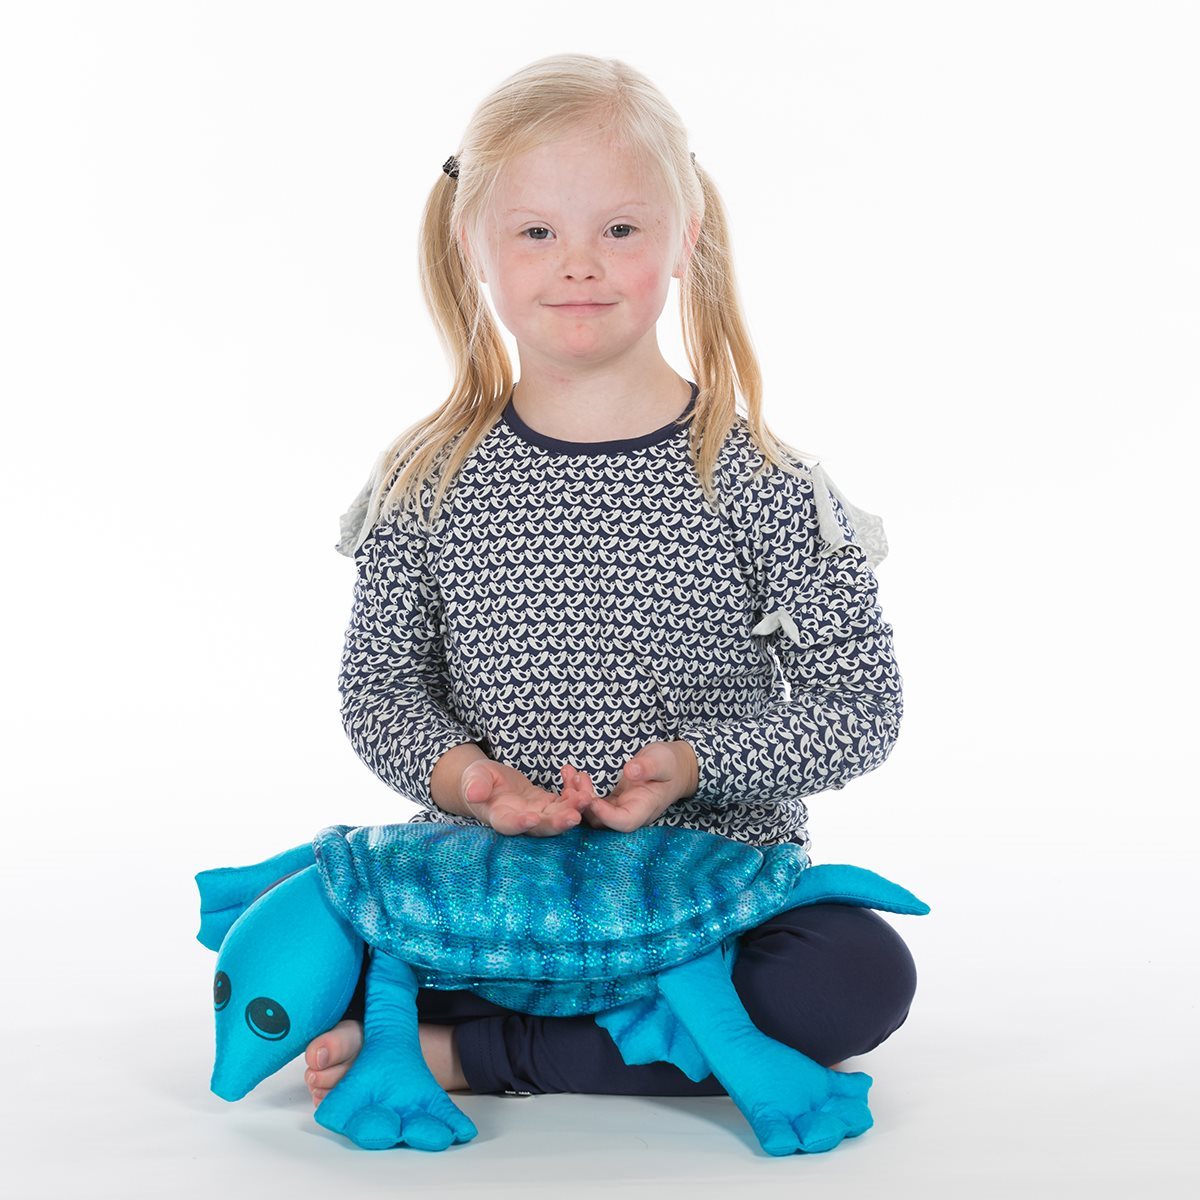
[{"x1": 465, "y1": 132, "x2": 694, "y2": 372}]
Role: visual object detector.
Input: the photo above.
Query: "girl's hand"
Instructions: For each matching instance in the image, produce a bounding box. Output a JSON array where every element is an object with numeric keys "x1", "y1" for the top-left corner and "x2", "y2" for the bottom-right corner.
[
  {"x1": 560, "y1": 742, "x2": 698, "y2": 833},
  {"x1": 459, "y1": 759, "x2": 591, "y2": 837}
]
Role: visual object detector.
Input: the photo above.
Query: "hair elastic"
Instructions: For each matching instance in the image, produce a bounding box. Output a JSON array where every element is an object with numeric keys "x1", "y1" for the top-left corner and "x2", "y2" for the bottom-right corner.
[{"x1": 441, "y1": 151, "x2": 696, "y2": 180}]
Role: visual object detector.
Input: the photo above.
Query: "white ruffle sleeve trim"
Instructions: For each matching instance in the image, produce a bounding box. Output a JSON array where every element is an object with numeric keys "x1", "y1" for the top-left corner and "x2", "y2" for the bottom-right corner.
[
  {"x1": 751, "y1": 607, "x2": 804, "y2": 645},
  {"x1": 334, "y1": 451, "x2": 389, "y2": 558},
  {"x1": 807, "y1": 460, "x2": 888, "y2": 571},
  {"x1": 750, "y1": 461, "x2": 889, "y2": 645}
]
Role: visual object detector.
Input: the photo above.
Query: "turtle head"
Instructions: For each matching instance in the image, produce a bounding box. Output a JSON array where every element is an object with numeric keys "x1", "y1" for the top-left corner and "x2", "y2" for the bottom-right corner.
[{"x1": 202, "y1": 863, "x2": 363, "y2": 1101}]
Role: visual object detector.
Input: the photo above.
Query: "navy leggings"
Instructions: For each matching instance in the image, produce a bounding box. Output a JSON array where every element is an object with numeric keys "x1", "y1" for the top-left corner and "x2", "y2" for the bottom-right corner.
[{"x1": 340, "y1": 902, "x2": 918, "y2": 1096}]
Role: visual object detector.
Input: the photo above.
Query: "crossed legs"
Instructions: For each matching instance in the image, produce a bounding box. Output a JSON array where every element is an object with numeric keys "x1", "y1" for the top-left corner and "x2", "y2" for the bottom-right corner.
[{"x1": 306, "y1": 902, "x2": 917, "y2": 1100}]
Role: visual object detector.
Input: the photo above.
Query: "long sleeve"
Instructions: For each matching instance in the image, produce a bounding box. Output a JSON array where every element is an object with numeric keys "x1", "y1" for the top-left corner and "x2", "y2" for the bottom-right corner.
[
  {"x1": 336, "y1": 484, "x2": 486, "y2": 813},
  {"x1": 675, "y1": 459, "x2": 903, "y2": 810}
]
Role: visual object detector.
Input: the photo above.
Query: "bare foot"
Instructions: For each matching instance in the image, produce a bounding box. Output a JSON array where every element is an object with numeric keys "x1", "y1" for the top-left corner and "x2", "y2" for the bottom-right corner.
[
  {"x1": 304, "y1": 1019, "x2": 361, "y2": 1104},
  {"x1": 304, "y1": 1019, "x2": 469, "y2": 1105}
]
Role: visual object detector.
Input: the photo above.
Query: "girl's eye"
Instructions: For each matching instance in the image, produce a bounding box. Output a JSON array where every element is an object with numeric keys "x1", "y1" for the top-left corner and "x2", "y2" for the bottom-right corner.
[{"x1": 522, "y1": 224, "x2": 637, "y2": 241}]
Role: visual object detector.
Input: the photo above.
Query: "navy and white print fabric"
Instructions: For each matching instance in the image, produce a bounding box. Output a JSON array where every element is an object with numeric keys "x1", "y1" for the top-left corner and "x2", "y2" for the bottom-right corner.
[{"x1": 334, "y1": 386, "x2": 901, "y2": 854}]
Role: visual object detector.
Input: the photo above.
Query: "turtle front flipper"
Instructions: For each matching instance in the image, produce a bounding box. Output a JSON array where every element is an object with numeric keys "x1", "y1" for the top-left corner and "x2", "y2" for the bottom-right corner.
[
  {"x1": 313, "y1": 950, "x2": 478, "y2": 1152},
  {"x1": 653, "y1": 945, "x2": 874, "y2": 1157}
]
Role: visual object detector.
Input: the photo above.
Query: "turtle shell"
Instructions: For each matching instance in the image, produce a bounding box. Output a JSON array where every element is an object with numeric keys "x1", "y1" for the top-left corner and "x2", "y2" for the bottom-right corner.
[{"x1": 312, "y1": 822, "x2": 810, "y2": 1016}]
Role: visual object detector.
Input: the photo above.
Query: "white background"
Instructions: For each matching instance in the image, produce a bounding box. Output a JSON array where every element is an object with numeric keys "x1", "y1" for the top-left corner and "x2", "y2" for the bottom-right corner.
[{"x1": 2, "y1": 2, "x2": 1196, "y2": 1196}]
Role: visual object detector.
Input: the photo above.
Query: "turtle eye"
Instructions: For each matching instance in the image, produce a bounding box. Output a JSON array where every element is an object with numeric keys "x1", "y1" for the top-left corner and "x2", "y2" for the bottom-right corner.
[
  {"x1": 245, "y1": 997, "x2": 290, "y2": 1041},
  {"x1": 213, "y1": 971, "x2": 230, "y2": 1011}
]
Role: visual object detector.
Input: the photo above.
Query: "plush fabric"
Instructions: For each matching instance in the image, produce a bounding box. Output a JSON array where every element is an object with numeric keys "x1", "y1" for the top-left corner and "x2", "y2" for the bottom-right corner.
[
  {"x1": 311, "y1": 822, "x2": 803, "y2": 1013},
  {"x1": 197, "y1": 823, "x2": 929, "y2": 1156}
]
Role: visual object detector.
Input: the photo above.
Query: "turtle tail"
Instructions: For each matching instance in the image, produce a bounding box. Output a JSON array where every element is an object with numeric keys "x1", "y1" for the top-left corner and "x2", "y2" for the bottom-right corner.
[{"x1": 783, "y1": 864, "x2": 931, "y2": 916}]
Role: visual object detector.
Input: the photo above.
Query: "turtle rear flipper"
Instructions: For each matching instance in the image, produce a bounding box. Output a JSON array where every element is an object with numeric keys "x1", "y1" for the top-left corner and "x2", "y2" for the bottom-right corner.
[
  {"x1": 595, "y1": 863, "x2": 928, "y2": 1091},
  {"x1": 653, "y1": 944, "x2": 874, "y2": 1157}
]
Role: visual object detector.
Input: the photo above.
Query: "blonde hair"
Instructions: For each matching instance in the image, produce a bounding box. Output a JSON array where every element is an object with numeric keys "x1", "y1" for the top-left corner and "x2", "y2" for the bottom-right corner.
[{"x1": 363, "y1": 52, "x2": 812, "y2": 533}]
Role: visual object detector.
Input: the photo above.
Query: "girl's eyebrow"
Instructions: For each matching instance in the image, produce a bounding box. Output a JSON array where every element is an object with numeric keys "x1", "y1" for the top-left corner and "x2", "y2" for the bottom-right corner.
[{"x1": 505, "y1": 201, "x2": 651, "y2": 215}]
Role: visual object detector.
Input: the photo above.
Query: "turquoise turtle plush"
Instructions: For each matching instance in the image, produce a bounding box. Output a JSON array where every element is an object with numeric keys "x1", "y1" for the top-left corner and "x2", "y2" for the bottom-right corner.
[{"x1": 196, "y1": 822, "x2": 929, "y2": 1157}]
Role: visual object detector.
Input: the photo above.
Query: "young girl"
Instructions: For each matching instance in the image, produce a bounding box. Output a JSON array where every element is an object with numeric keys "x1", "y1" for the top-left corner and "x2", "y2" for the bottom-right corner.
[{"x1": 304, "y1": 53, "x2": 917, "y2": 1104}]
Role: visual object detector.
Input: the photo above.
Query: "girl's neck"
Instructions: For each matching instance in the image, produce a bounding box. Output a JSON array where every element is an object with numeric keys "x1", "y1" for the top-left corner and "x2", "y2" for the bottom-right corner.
[{"x1": 509, "y1": 370, "x2": 693, "y2": 443}]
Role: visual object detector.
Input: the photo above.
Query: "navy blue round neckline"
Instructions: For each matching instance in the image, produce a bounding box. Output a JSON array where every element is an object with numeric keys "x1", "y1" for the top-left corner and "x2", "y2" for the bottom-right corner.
[{"x1": 501, "y1": 381, "x2": 698, "y2": 456}]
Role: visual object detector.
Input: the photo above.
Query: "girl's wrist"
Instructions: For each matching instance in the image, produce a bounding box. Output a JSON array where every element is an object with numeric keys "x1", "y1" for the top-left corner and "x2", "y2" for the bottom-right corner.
[
  {"x1": 430, "y1": 741, "x2": 489, "y2": 816},
  {"x1": 668, "y1": 740, "x2": 699, "y2": 799}
]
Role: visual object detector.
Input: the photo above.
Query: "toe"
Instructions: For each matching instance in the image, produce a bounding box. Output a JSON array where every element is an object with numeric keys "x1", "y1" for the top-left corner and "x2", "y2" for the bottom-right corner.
[
  {"x1": 793, "y1": 1110, "x2": 847, "y2": 1154},
  {"x1": 830, "y1": 1068, "x2": 872, "y2": 1101},
  {"x1": 307, "y1": 1063, "x2": 351, "y2": 1093},
  {"x1": 756, "y1": 1110, "x2": 801, "y2": 1157},
  {"x1": 306, "y1": 1018, "x2": 363, "y2": 1070},
  {"x1": 344, "y1": 1103, "x2": 403, "y2": 1151},
  {"x1": 400, "y1": 1112, "x2": 455, "y2": 1152}
]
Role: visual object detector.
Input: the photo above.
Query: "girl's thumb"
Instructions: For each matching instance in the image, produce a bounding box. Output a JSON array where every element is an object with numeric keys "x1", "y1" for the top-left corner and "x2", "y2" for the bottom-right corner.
[{"x1": 462, "y1": 761, "x2": 490, "y2": 801}]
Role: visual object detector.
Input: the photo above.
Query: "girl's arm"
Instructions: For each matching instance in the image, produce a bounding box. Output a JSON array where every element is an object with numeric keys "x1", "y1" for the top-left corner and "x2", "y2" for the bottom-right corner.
[
  {"x1": 337, "y1": 499, "x2": 488, "y2": 815},
  {"x1": 673, "y1": 463, "x2": 903, "y2": 810}
]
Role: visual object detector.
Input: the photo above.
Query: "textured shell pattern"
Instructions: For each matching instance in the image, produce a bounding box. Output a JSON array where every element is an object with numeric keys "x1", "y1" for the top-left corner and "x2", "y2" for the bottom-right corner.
[{"x1": 313, "y1": 823, "x2": 811, "y2": 1016}]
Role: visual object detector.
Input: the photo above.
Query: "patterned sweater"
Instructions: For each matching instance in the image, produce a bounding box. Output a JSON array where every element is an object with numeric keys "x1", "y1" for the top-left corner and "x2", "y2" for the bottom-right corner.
[{"x1": 334, "y1": 382, "x2": 901, "y2": 854}]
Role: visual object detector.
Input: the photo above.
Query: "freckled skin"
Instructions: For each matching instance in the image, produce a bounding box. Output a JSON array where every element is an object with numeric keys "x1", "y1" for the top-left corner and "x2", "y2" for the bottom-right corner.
[{"x1": 460, "y1": 128, "x2": 700, "y2": 390}]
